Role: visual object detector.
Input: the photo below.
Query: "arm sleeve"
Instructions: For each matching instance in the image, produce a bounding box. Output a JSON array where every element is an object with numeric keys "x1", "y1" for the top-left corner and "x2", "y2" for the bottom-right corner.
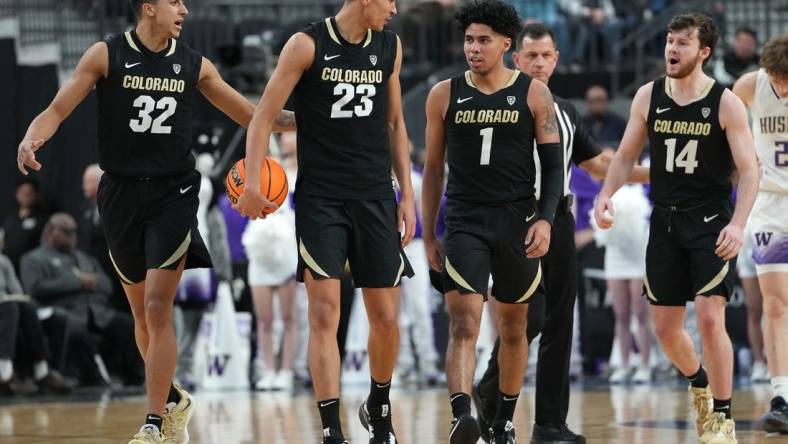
[{"x1": 536, "y1": 142, "x2": 564, "y2": 225}]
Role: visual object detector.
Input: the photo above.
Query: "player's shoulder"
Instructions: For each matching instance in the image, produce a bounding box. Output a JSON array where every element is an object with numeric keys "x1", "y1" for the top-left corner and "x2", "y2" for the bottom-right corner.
[
  {"x1": 428, "y1": 78, "x2": 452, "y2": 98},
  {"x1": 732, "y1": 70, "x2": 758, "y2": 102}
]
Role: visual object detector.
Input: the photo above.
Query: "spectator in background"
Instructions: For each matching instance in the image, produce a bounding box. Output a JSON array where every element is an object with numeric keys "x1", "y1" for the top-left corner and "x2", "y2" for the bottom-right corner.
[
  {"x1": 20, "y1": 213, "x2": 143, "y2": 386},
  {"x1": 583, "y1": 85, "x2": 627, "y2": 149},
  {"x1": 3, "y1": 178, "x2": 49, "y2": 273},
  {"x1": 0, "y1": 253, "x2": 72, "y2": 396},
  {"x1": 714, "y1": 27, "x2": 760, "y2": 87},
  {"x1": 562, "y1": 0, "x2": 622, "y2": 68},
  {"x1": 78, "y1": 164, "x2": 126, "y2": 311},
  {"x1": 508, "y1": 0, "x2": 570, "y2": 61}
]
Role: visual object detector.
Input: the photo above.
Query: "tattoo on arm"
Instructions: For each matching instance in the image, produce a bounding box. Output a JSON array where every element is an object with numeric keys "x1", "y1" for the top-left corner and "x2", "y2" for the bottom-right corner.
[
  {"x1": 275, "y1": 110, "x2": 296, "y2": 131},
  {"x1": 540, "y1": 87, "x2": 558, "y2": 135}
]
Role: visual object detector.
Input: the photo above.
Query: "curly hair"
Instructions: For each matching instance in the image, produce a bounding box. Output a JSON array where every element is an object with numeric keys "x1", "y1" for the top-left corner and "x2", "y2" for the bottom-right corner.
[
  {"x1": 667, "y1": 12, "x2": 719, "y2": 65},
  {"x1": 761, "y1": 34, "x2": 788, "y2": 80},
  {"x1": 455, "y1": 0, "x2": 522, "y2": 41}
]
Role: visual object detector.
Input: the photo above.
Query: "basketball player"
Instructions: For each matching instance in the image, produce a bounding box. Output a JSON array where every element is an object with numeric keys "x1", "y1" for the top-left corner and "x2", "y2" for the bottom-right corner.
[
  {"x1": 732, "y1": 34, "x2": 788, "y2": 434},
  {"x1": 234, "y1": 0, "x2": 416, "y2": 443},
  {"x1": 422, "y1": 2, "x2": 563, "y2": 442},
  {"x1": 594, "y1": 12, "x2": 759, "y2": 443},
  {"x1": 16, "y1": 1, "x2": 295, "y2": 443},
  {"x1": 471, "y1": 22, "x2": 649, "y2": 444}
]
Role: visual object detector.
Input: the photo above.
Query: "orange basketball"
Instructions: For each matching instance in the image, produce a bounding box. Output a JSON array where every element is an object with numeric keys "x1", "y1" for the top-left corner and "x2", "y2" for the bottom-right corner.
[{"x1": 225, "y1": 157, "x2": 289, "y2": 215}]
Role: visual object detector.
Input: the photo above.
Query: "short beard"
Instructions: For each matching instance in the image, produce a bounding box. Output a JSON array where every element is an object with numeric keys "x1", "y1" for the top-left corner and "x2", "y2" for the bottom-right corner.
[{"x1": 667, "y1": 52, "x2": 702, "y2": 79}]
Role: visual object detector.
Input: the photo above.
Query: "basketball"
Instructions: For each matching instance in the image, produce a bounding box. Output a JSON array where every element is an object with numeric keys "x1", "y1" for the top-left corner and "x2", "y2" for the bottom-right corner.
[{"x1": 225, "y1": 157, "x2": 289, "y2": 214}]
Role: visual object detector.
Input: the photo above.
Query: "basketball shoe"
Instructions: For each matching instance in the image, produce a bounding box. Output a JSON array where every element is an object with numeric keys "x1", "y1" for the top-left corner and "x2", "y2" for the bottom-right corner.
[
  {"x1": 699, "y1": 412, "x2": 737, "y2": 444},
  {"x1": 449, "y1": 414, "x2": 481, "y2": 444},
  {"x1": 129, "y1": 425, "x2": 164, "y2": 444},
  {"x1": 690, "y1": 385, "x2": 713, "y2": 435},
  {"x1": 358, "y1": 399, "x2": 397, "y2": 443},
  {"x1": 322, "y1": 428, "x2": 349, "y2": 444},
  {"x1": 762, "y1": 396, "x2": 788, "y2": 434},
  {"x1": 489, "y1": 420, "x2": 516, "y2": 444},
  {"x1": 162, "y1": 384, "x2": 195, "y2": 443}
]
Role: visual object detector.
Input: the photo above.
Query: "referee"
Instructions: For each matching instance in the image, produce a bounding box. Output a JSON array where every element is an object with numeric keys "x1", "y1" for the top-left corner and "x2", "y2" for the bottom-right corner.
[{"x1": 471, "y1": 23, "x2": 649, "y2": 443}]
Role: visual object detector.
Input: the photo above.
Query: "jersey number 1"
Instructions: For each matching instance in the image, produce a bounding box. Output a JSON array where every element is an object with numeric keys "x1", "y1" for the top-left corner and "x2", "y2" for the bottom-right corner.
[
  {"x1": 129, "y1": 95, "x2": 177, "y2": 134},
  {"x1": 479, "y1": 127, "x2": 493, "y2": 165},
  {"x1": 664, "y1": 138, "x2": 699, "y2": 174}
]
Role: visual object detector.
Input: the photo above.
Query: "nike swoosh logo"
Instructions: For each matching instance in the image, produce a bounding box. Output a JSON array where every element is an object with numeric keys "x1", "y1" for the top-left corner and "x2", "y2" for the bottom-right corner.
[
  {"x1": 125, "y1": 62, "x2": 141, "y2": 68},
  {"x1": 502, "y1": 396, "x2": 519, "y2": 401},
  {"x1": 704, "y1": 213, "x2": 719, "y2": 223},
  {"x1": 526, "y1": 211, "x2": 537, "y2": 222},
  {"x1": 449, "y1": 394, "x2": 465, "y2": 402},
  {"x1": 179, "y1": 185, "x2": 193, "y2": 194},
  {"x1": 656, "y1": 107, "x2": 671, "y2": 114},
  {"x1": 324, "y1": 54, "x2": 341, "y2": 61},
  {"x1": 319, "y1": 400, "x2": 337, "y2": 407},
  {"x1": 456, "y1": 97, "x2": 473, "y2": 104}
]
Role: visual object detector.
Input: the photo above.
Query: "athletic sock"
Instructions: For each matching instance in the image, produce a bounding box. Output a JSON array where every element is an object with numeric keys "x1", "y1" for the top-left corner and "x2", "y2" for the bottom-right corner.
[
  {"x1": 450, "y1": 392, "x2": 471, "y2": 420},
  {"x1": 368, "y1": 378, "x2": 391, "y2": 409},
  {"x1": 495, "y1": 391, "x2": 519, "y2": 422},
  {"x1": 687, "y1": 365, "x2": 708, "y2": 388}
]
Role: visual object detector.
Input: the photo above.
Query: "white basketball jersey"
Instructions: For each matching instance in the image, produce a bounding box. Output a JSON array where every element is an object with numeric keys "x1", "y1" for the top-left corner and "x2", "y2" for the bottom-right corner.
[{"x1": 752, "y1": 69, "x2": 788, "y2": 193}]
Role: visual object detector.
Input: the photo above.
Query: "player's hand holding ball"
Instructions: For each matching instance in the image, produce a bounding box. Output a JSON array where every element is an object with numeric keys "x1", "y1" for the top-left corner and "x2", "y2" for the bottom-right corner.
[
  {"x1": 526, "y1": 219, "x2": 551, "y2": 258},
  {"x1": 228, "y1": 157, "x2": 286, "y2": 219},
  {"x1": 594, "y1": 194, "x2": 616, "y2": 229},
  {"x1": 715, "y1": 223, "x2": 743, "y2": 260}
]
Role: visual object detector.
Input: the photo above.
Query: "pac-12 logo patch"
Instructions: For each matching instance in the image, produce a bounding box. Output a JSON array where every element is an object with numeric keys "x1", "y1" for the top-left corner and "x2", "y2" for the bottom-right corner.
[
  {"x1": 369, "y1": 55, "x2": 377, "y2": 66},
  {"x1": 507, "y1": 96, "x2": 516, "y2": 105},
  {"x1": 173, "y1": 64, "x2": 181, "y2": 75},
  {"x1": 702, "y1": 107, "x2": 710, "y2": 118}
]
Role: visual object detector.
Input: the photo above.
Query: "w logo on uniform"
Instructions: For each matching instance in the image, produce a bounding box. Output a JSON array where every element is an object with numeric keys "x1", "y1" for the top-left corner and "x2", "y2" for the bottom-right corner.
[
  {"x1": 207, "y1": 354, "x2": 231, "y2": 376},
  {"x1": 755, "y1": 232, "x2": 773, "y2": 246}
]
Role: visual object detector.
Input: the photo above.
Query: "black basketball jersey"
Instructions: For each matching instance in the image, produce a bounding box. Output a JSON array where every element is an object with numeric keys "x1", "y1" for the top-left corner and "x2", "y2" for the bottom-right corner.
[
  {"x1": 96, "y1": 31, "x2": 202, "y2": 178},
  {"x1": 647, "y1": 76, "x2": 733, "y2": 206},
  {"x1": 444, "y1": 70, "x2": 536, "y2": 204},
  {"x1": 293, "y1": 17, "x2": 397, "y2": 200}
]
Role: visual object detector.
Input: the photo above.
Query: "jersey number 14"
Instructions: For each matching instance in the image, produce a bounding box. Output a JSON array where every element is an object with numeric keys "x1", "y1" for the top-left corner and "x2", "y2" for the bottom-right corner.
[{"x1": 664, "y1": 138, "x2": 699, "y2": 174}]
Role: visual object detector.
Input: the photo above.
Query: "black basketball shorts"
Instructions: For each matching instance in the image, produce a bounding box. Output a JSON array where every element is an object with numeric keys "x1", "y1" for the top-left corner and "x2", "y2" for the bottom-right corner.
[
  {"x1": 294, "y1": 194, "x2": 414, "y2": 288},
  {"x1": 441, "y1": 198, "x2": 542, "y2": 304},
  {"x1": 97, "y1": 170, "x2": 212, "y2": 285},
  {"x1": 644, "y1": 199, "x2": 736, "y2": 306}
]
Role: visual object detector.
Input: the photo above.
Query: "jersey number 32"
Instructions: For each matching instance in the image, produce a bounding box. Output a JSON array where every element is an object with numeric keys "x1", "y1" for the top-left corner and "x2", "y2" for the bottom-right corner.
[{"x1": 129, "y1": 95, "x2": 177, "y2": 134}]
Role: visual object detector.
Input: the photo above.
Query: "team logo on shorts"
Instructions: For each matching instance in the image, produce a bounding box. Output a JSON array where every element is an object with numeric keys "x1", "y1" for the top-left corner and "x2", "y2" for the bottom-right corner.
[
  {"x1": 173, "y1": 64, "x2": 181, "y2": 75},
  {"x1": 369, "y1": 55, "x2": 377, "y2": 66},
  {"x1": 702, "y1": 107, "x2": 710, "y2": 118},
  {"x1": 507, "y1": 96, "x2": 516, "y2": 105}
]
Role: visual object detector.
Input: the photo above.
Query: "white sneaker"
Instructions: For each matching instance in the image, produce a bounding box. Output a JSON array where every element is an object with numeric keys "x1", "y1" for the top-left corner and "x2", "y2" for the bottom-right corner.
[
  {"x1": 271, "y1": 370, "x2": 294, "y2": 391},
  {"x1": 609, "y1": 367, "x2": 630, "y2": 384},
  {"x1": 750, "y1": 361, "x2": 769, "y2": 384},
  {"x1": 255, "y1": 371, "x2": 276, "y2": 391},
  {"x1": 632, "y1": 366, "x2": 652, "y2": 384}
]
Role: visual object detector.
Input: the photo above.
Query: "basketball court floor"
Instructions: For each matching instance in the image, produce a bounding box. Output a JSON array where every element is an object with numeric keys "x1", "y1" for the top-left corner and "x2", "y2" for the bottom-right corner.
[{"x1": 1, "y1": 383, "x2": 785, "y2": 443}]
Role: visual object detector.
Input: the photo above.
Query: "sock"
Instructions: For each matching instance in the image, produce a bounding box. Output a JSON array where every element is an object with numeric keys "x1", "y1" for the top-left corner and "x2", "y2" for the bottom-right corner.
[
  {"x1": 145, "y1": 413, "x2": 163, "y2": 432},
  {"x1": 33, "y1": 360, "x2": 48, "y2": 381},
  {"x1": 772, "y1": 376, "x2": 788, "y2": 401},
  {"x1": 317, "y1": 398, "x2": 342, "y2": 435},
  {"x1": 495, "y1": 391, "x2": 519, "y2": 422},
  {"x1": 368, "y1": 378, "x2": 391, "y2": 409},
  {"x1": 0, "y1": 359, "x2": 12, "y2": 382},
  {"x1": 450, "y1": 392, "x2": 471, "y2": 419},
  {"x1": 686, "y1": 365, "x2": 708, "y2": 388},
  {"x1": 167, "y1": 383, "x2": 181, "y2": 405},
  {"x1": 713, "y1": 398, "x2": 731, "y2": 419}
]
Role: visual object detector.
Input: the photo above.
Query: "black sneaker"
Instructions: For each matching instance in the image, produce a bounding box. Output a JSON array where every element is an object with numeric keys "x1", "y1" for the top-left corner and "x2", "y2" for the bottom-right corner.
[
  {"x1": 530, "y1": 422, "x2": 586, "y2": 443},
  {"x1": 472, "y1": 384, "x2": 495, "y2": 443},
  {"x1": 321, "y1": 427, "x2": 348, "y2": 444},
  {"x1": 489, "y1": 420, "x2": 516, "y2": 444},
  {"x1": 450, "y1": 414, "x2": 481, "y2": 444},
  {"x1": 762, "y1": 396, "x2": 788, "y2": 434},
  {"x1": 358, "y1": 400, "x2": 397, "y2": 444}
]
